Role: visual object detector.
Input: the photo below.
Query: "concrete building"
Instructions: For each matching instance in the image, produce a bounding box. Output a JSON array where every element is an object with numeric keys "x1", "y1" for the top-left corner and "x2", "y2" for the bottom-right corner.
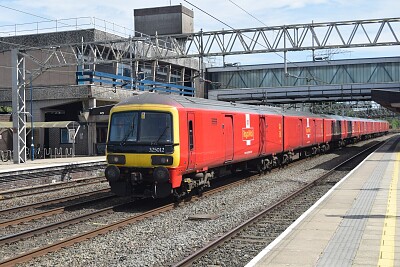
[
  {"x1": 134, "y1": 5, "x2": 194, "y2": 36},
  {"x1": 0, "y1": 6, "x2": 199, "y2": 158}
]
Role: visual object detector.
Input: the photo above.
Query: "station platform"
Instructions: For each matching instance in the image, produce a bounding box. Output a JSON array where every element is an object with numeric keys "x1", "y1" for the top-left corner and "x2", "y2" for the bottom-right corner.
[
  {"x1": 246, "y1": 134, "x2": 400, "y2": 267},
  {"x1": 0, "y1": 156, "x2": 106, "y2": 174}
]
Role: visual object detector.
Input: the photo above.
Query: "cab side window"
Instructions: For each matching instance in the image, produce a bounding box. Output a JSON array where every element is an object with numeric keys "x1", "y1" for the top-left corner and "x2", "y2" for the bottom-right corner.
[{"x1": 189, "y1": 120, "x2": 194, "y2": 150}]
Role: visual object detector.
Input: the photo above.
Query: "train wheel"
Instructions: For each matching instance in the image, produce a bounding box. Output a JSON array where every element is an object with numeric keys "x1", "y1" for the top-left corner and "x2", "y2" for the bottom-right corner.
[
  {"x1": 257, "y1": 161, "x2": 264, "y2": 175},
  {"x1": 230, "y1": 165, "x2": 237, "y2": 174},
  {"x1": 263, "y1": 159, "x2": 272, "y2": 174},
  {"x1": 173, "y1": 188, "x2": 185, "y2": 203},
  {"x1": 195, "y1": 186, "x2": 205, "y2": 197},
  {"x1": 275, "y1": 157, "x2": 282, "y2": 169}
]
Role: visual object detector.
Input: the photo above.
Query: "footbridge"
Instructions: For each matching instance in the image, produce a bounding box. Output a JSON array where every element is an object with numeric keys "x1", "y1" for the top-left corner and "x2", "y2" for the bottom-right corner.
[{"x1": 206, "y1": 56, "x2": 400, "y2": 106}]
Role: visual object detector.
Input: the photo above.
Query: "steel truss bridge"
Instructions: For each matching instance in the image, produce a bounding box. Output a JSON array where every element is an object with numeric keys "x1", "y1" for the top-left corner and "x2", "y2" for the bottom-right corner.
[
  {"x1": 206, "y1": 57, "x2": 400, "y2": 113},
  {"x1": 8, "y1": 17, "x2": 400, "y2": 163}
]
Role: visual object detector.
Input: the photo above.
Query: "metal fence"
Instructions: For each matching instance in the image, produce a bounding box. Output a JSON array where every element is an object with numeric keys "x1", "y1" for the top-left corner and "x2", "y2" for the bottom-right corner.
[
  {"x1": 0, "y1": 17, "x2": 135, "y2": 38},
  {"x1": 0, "y1": 147, "x2": 74, "y2": 162}
]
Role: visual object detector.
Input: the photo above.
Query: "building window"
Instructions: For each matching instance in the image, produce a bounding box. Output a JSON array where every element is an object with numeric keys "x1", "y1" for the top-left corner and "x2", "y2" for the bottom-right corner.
[{"x1": 60, "y1": 128, "x2": 76, "y2": 144}]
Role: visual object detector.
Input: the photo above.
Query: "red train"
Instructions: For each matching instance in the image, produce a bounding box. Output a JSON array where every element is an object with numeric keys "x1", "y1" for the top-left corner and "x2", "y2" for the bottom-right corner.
[{"x1": 105, "y1": 93, "x2": 389, "y2": 199}]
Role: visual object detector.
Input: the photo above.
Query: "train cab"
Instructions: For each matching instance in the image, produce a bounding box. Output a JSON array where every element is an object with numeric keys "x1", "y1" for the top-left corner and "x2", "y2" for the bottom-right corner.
[{"x1": 105, "y1": 94, "x2": 182, "y2": 198}]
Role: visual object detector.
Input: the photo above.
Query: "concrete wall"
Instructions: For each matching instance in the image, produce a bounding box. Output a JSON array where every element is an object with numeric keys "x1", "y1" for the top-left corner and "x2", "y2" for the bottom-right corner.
[
  {"x1": 0, "y1": 50, "x2": 74, "y2": 88},
  {"x1": 134, "y1": 5, "x2": 194, "y2": 36},
  {"x1": 48, "y1": 126, "x2": 88, "y2": 156},
  {"x1": 0, "y1": 29, "x2": 121, "y2": 51},
  {"x1": 0, "y1": 114, "x2": 12, "y2": 151}
]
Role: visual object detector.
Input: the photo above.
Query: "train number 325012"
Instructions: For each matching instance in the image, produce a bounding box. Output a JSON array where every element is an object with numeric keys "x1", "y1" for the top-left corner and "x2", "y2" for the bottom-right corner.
[{"x1": 149, "y1": 147, "x2": 165, "y2": 153}]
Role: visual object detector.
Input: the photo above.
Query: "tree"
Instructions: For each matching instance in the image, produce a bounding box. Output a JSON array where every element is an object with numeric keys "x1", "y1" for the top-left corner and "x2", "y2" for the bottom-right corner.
[
  {"x1": 0, "y1": 106, "x2": 12, "y2": 113},
  {"x1": 390, "y1": 118, "x2": 400, "y2": 129}
]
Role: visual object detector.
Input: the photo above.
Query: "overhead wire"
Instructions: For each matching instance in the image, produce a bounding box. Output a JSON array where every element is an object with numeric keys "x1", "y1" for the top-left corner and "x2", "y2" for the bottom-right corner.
[
  {"x1": 184, "y1": 0, "x2": 328, "y2": 84},
  {"x1": 0, "y1": 4, "x2": 52, "y2": 21},
  {"x1": 0, "y1": 2, "x2": 326, "y2": 88},
  {"x1": 226, "y1": 0, "x2": 268, "y2": 27},
  {"x1": 0, "y1": 4, "x2": 142, "y2": 58},
  {"x1": 0, "y1": 5, "x2": 198, "y2": 86}
]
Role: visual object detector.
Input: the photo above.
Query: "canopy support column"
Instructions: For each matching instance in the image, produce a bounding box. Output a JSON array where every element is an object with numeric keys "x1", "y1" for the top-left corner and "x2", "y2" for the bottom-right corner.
[{"x1": 11, "y1": 49, "x2": 27, "y2": 164}]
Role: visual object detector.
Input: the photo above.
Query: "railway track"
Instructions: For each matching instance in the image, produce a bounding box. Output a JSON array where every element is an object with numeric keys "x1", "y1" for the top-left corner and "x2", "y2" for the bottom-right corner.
[
  {"x1": 172, "y1": 140, "x2": 384, "y2": 267},
  {"x1": 0, "y1": 188, "x2": 111, "y2": 217},
  {"x1": 0, "y1": 194, "x2": 116, "y2": 228},
  {"x1": 0, "y1": 197, "x2": 129, "y2": 245},
  {"x1": 0, "y1": 175, "x2": 269, "y2": 266},
  {"x1": 0, "y1": 177, "x2": 106, "y2": 200},
  {"x1": 0, "y1": 161, "x2": 106, "y2": 192},
  {"x1": 0, "y1": 138, "x2": 388, "y2": 266}
]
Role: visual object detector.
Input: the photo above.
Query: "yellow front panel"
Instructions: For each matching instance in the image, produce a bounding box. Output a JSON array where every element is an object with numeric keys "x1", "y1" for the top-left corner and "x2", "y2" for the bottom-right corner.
[{"x1": 107, "y1": 104, "x2": 180, "y2": 168}]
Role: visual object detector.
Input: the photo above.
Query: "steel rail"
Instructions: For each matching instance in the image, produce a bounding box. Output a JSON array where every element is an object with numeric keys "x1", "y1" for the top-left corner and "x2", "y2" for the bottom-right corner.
[
  {"x1": 0, "y1": 177, "x2": 106, "y2": 200},
  {"x1": 172, "y1": 140, "x2": 385, "y2": 266},
  {"x1": 0, "y1": 194, "x2": 116, "y2": 228},
  {"x1": 0, "y1": 139, "x2": 386, "y2": 266},
  {"x1": 0, "y1": 188, "x2": 110, "y2": 215},
  {"x1": 0, "y1": 204, "x2": 173, "y2": 267},
  {"x1": 0, "y1": 198, "x2": 129, "y2": 245},
  {"x1": 0, "y1": 175, "x2": 262, "y2": 267}
]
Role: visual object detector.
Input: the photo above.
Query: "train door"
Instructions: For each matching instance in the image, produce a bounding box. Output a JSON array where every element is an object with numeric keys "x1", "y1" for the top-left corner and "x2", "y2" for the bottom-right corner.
[
  {"x1": 348, "y1": 121, "x2": 353, "y2": 138},
  {"x1": 259, "y1": 116, "x2": 266, "y2": 155},
  {"x1": 224, "y1": 115, "x2": 234, "y2": 162},
  {"x1": 298, "y1": 118, "x2": 303, "y2": 147},
  {"x1": 332, "y1": 120, "x2": 341, "y2": 141},
  {"x1": 187, "y1": 112, "x2": 196, "y2": 170},
  {"x1": 313, "y1": 119, "x2": 324, "y2": 144}
]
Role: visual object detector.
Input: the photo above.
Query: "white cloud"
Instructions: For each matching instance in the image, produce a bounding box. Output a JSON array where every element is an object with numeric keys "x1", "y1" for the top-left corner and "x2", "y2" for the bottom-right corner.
[{"x1": 2, "y1": 0, "x2": 398, "y2": 30}]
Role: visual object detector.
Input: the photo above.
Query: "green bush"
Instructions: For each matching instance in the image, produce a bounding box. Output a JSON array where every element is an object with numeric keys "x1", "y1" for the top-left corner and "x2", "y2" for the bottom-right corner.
[
  {"x1": 0, "y1": 106, "x2": 12, "y2": 113},
  {"x1": 390, "y1": 118, "x2": 400, "y2": 129}
]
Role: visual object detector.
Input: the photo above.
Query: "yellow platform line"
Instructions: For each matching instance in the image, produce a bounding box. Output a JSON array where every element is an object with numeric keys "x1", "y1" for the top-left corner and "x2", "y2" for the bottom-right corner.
[{"x1": 378, "y1": 152, "x2": 399, "y2": 267}]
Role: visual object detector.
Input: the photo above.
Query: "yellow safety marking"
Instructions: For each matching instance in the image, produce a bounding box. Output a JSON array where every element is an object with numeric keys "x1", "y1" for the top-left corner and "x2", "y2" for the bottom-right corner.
[{"x1": 378, "y1": 152, "x2": 399, "y2": 267}]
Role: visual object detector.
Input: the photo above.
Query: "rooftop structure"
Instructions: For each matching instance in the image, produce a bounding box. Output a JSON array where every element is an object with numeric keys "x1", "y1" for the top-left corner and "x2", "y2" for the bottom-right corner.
[{"x1": 134, "y1": 5, "x2": 194, "y2": 36}]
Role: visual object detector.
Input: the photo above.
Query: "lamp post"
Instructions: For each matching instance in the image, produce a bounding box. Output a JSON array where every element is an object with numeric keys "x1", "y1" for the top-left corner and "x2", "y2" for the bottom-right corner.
[{"x1": 30, "y1": 74, "x2": 34, "y2": 161}]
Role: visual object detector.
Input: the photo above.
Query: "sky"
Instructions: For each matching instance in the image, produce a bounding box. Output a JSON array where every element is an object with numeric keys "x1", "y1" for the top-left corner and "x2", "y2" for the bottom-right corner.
[{"x1": 0, "y1": 0, "x2": 399, "y2": 66}]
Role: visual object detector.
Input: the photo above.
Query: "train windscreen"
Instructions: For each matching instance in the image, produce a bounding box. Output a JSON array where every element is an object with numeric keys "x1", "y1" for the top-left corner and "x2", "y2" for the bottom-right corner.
[{"x1": 109, "y1": 111, "x2": 173, "y2": 144}]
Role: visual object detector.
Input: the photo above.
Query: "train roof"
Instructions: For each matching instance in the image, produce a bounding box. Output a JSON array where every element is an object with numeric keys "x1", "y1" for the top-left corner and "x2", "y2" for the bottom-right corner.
[
  {"x1": 115, "y1": 93, "x2": 334, "y2": 118},
  {"x1": 115, "y1": 93, "x2": 386, "y2": 122},
  {"x1": 116, "y1": 92, "x2": 283, "y2": 115}
]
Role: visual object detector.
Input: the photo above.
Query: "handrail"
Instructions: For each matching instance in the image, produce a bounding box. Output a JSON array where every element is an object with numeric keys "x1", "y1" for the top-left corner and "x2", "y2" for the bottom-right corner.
[
  {"x1": 77, "y1": 70, "x2": 195, "y2": 96},
  {"x1": 0, "y1": 17, "x2": 137, "y2": 38}
]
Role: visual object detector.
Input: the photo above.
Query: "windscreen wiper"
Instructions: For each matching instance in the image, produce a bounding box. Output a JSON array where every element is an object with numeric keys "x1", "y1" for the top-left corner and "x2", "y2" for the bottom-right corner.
[
  {"x1": 120, "y1": 125, "x2": 135, "y2": 146},
  {"x1": 154, "y1": 126, "x2": 169, "y2": 144}
]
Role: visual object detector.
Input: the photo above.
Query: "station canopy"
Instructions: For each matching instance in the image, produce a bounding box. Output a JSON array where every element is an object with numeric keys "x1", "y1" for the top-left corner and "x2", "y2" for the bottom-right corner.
[
  {"x1": 0, "y1": 121, "x2": 80, "y2": 129},
  {"x1": 371, "y1": 89, "x2": 400, "y2": 114}
]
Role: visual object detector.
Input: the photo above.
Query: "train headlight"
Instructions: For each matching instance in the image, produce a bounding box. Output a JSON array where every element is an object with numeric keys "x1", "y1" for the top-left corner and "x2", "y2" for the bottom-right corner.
[
  {"x1": 153, "y1": 166, "x2": 170, "y2": 183},
  {"x1": 107, "y1": 155, "x2": 126, "y2": 164},
  {"x1": 151, "y1": 156, "x2": 173, "y2": 165}
]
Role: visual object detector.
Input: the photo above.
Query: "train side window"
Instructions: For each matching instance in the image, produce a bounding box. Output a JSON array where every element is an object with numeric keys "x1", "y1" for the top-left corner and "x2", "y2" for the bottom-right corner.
[{"x1": 189, "y1": 120, "x2": 194, "y2": 150}]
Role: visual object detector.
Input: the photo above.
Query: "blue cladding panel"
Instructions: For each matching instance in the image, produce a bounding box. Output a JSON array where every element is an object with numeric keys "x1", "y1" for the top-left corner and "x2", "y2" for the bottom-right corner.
[{"x1": 76, "y1": 71, "x2": 195, "y2": 96}]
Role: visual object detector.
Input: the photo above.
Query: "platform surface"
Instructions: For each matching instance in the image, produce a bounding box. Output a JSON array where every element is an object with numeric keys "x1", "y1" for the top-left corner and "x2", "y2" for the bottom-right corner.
[
  {"x1": 246, "y1": 135, "x2": 400, "y2": 267},
  {"x1": 0, "y1": 156, "x2": 105, "y2": 173}
]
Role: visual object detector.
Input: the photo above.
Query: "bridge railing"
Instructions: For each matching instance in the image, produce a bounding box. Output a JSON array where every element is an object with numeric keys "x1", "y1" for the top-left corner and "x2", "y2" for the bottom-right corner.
[{"x1": 76, "y1": 71, "x2": 195, "y2": 96}]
